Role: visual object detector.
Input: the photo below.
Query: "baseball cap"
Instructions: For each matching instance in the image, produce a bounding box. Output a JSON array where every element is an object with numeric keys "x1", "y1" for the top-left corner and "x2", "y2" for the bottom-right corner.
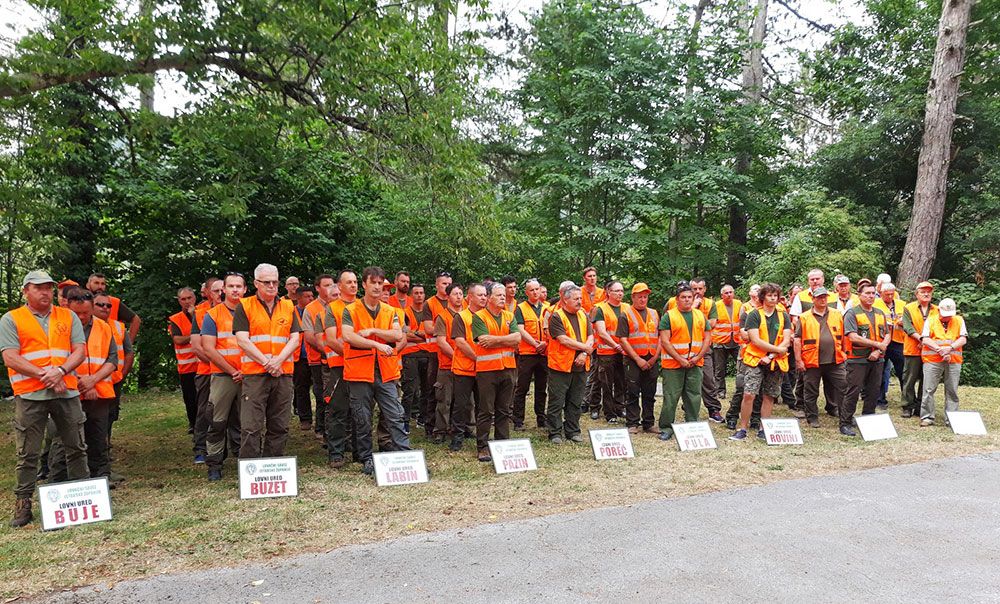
[
  {"x1": 812, "y1": 286, "x2": 830, "y2": 297},
  {"x1": 58, "y1": 278, "x2": 79, "y2": 290},
  {"x1": 833, "y1": 274, "x2": 850, "y2": 285},
  {"x1": 22, "y1": 270, "x2": 56, "y2": 288},
  {"x1": 915, "y1": 281, "x2": 934, "y2": 291},
  {"x1": 631, "y1": 282, "x2": 651, "y2": 296},
  {"x1": 938, "y1": 298, "x2": 956, "y2": 317}
]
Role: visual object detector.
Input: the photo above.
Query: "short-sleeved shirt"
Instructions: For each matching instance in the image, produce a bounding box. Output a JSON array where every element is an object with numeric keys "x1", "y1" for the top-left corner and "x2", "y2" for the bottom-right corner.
[
  {"x1": 168, "y1": 310, "x2": 195, "y2": 337},
  {"x1": 921, "y1": 316, "x2": 968, "y2": 338},
  {"x1": 744, "y1": 308, "x2": 791, "y2": 345},
  {"x1": 794, "y1": 310, "x2": 837, "y2": 365},
  {"x1": 233, "y1": 297, "x2": 302, "y2": 334},
  {"x1": 592, "y1": 304, "x2": 622, "y2": 324},
  {"x1": 410, "y1": 306, "x2": 433, "y2": 330},
  {"x1": 435, "y1": 309, "x2": 459, "y2": 337},
  {"x1": 658, "y1": 309, "x2": 694, "y2": 334},
  {"x1": 548, "y1": 311, "x2": 586, "y2": 372},
  {"x1": 116, "y1": 301, "x2": 136, "y2": 324},
  {"x1": 0, "y1": 306, "x2": 86, "y2": 400},
  {"x1": 514, "y1": 302, "x2": 545, "y2": 326},
  {"x1": 342, "y1": 302, "x2": 393, "y2": 327},
  {"x1": 843, "y1": 306, "x2": 886, "y2": 363},
  {"x1": 615, "y1": 307, "x2": 653, "y2": 339},
  {"x1": 470, "y1": 310, "x2": 518, "y2": 341}
]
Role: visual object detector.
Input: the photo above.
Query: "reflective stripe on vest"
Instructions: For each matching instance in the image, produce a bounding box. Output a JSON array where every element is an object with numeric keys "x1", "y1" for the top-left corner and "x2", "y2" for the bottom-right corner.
[
  {"x1": 594, "y1": 301, "x2": 625, "y2": 355},
  {"x1": 239, "y1": 296, "x2": 296, "y2": 375},
  {"x1": 711, "y1": 299, "x2": 742, "y2": 346},
  {"x1": 207, "y1": 303, "x2": 241, "y2": 374},
  {"x1": 474, "y1": 308, "x2": 517, "y2": 372},
  {"x1": 660, "y1": 308, "x2": 707, "y2": 370},
  {"x1": 921, "y1": 315, "x2": 964, "y2": 364},
  {"x1": 169, "y1": 310, "x2": 197, "y2": 374},
  {"x1": 6, "y1": 305, "x2": 79, "y2": 395},
  {"x1": 517, "y1": 301, "x2": 545, "y2": 355},
  {"x1": 77, "y1": 318, "x2": 116, "y2": 398},
  {"x1": 624, "y1": 306, "x2": 658, "y2": 356},
  {"x1": 547, "y1": 308, "x2": 589, "y2": 373}
]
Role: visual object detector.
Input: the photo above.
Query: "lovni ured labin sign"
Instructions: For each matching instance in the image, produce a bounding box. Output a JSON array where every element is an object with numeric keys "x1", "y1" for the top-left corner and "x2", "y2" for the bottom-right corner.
[
  {"x1": 38, "y1": 477, "x2": 113, "y2": 531},
  {"x1": 238, "y1": 457, "x2": 299, "y2": 499},
  {"x1": 373, "y1": 450, "x2": 430, "y2": 486}
]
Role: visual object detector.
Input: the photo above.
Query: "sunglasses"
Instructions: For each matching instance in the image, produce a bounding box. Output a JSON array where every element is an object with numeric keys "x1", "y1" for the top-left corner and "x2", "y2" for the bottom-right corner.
[
  {"x1": 225, "y1": 271, "x2": 244, "y2": 278},
  {"x1": 94, "y1": 302, "x2": 113, "y2": 308},
  {"x1": 436, "y1": 271, "x2": 452, "y2": 278}
]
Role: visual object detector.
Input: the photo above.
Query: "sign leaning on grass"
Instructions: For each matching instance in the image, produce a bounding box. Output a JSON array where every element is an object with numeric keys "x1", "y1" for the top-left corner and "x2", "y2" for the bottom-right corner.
[
  {"x1": 239, "y1": 457, "x2": 298, "y2": 499},
  {"x1": 947, "y1": 411, "x2": 988, "y2": 436},
  {"x1": 672, "y1": 421, "x2": 717, "y2": 451},
  {"x1": 589, "y1": 428, "x2": 635, "y2": 460},
  {"x1": 762, "y1": 418, "x2": 804, "y2": 446},
  {"x1": 374, "y1": 450, "x2": 429, "y2": 486},
  {"x1": 38, "y1": 477, "x2": 112, "y2": 531},
  {"x1": 489, "y1": 439, "x2": 538, "y2": 474},
  {"x1": 855, "y1": 414, "x2": 898, "y2": 441}
]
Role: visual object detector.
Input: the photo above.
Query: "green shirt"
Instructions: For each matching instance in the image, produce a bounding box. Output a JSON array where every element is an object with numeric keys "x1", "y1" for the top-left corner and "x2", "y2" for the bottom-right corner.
[
  {"x1": 844, "y1": 305, "x2": 886, "y2": 364},
  {"x1": 548, "y1": 311, "x2": 586, "y2": 373},
  {"x1": 0, "y1": 306, "x2": 86, "y2": 400},
  {"x1": 743, "y1": 308, "x2": 791, "y2": 345},
  {"x1": 471, "y1": 309, "x2": 518, "y2": 341},
  {"x1": 592, "y1": 303, "x2": 622, "y2": 324},
  {"x1": 513, "y1": 302, "x2": 544, "y2": 326},
  {"x1": 658, "y1": 309, "x2": 694, "y2": 335}
]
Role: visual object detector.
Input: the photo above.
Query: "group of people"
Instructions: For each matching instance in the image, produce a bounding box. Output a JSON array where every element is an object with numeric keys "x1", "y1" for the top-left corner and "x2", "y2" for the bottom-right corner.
[{"x1": 5, "y1": 264, "x2": 967, "y2": 528}]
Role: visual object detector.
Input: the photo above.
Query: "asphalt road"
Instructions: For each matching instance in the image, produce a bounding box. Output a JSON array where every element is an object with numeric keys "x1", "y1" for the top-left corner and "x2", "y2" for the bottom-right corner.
[{"x1": 44, "y1": 452, "x2": 1000, "y2": 603}]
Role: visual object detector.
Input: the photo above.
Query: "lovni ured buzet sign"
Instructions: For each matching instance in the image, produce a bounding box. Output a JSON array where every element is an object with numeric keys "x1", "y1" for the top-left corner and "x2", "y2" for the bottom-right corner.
[{"x1": 239, "y1": 457, "x2": 299, "y2": 499}]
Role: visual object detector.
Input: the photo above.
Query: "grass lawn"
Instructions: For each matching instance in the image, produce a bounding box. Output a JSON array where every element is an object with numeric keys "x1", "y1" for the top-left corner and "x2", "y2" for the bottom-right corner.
[{"x1": 1, "y1": 381, "x2": 999, "y2": 599}]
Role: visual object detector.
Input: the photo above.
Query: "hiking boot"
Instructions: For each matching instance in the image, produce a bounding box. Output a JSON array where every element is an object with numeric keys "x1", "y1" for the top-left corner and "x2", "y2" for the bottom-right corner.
[
  {"x1": 328, "y1": 457, "x2": 347, "y2": 469},
  {"x1": 839, "y1": 426, "x2": 857, "y2": 437},
  {"x1": 449, "y1": 436, "x2": 463, "y2": 452},
  {"x1": 808, "y1": 418, "x2": 821, "y2": 428},
  {"x1": 477, "y1": 448, "x2": 492, "y2": 462},
  {"x1": 207, "y1": 468, "x2": 222, "y2": 481},
  {"x1": 658, "y1": 432, "x2": 673, "y2": 441},
  {"x1": 757, "y1": 429, "x2": 766, "y2": 441},
  {"x1": 792, "y1": 408, "x2": 806, "y2": 419},
  {"x1": 10, "y1": 498, "x2": 32, "y2": 528},
  {"x1": 901, "y1": 409, "x2": 914, "y2": 418},
  {"x1": 431, "y1": 436, "x2": 445, "y2": 445},
  {"x1": 362, "y1": 459, "x2": 375, "y2": 475},
  {"x1": 725, "y1": 418, "x2": 737, "y2": 430},
  {"x1": 627, "y1": 426, "x2": 640, "y2": 435},
  {"x1": 513, "y1": 423, "x2": 526, "y2": 431},
  {"x1": 300, "y1": 420, "x2": 312, "y2": 431},
  {"x1": 194, "y1": 454, "x2": 206, "y2": 465}
]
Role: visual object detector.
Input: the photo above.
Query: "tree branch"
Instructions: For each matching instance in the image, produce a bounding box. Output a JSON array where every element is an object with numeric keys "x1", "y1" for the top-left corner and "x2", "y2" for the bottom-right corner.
[{"x1": 773, "y1": 0, "x2": 832, "y2": 33}]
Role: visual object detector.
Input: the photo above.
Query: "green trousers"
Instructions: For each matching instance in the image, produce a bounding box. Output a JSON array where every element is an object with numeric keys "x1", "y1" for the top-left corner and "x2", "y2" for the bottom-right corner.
[{"x1": 658, "y1": 366, "x2": 703, "y2": 437}]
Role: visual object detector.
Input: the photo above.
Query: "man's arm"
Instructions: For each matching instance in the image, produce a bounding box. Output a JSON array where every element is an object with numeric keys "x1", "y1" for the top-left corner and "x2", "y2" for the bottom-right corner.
[{"x1": 201, "y1": 335, "x2": 240, "y2": 377}]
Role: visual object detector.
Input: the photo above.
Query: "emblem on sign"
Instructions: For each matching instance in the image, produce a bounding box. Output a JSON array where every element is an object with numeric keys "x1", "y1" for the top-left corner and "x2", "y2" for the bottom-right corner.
[
  {"x1": 47, "y1": 489, "x2": 60, "y2": 503},
  {"x1": 246, "y1": 463, "x2": 257, "y2": 475}
]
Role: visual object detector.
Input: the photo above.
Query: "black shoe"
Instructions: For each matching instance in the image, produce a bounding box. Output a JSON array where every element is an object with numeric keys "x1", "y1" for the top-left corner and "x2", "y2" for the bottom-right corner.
[
  {"x1": 362, "y1": 459, "x2": 375, "y2": 476},
  {"x1": 607, "y1": 417, "x2": 619, "y2": 424},
  {"x1": 725, "y1": 418, "x2": 737, "y2": 430},
  {"x1": 403, "y1": 421, "x2": 410, "y2": 435},
  {"x1": 431, "y1": 436, "x2": 445, "y2": 445},
  {"x1": 825, "y1": 408, "x2": 837, "y2": 417},
  {"x1": 756, "y1": 429, "x2": 766, "y2": 441},
  {"x1": 901, "y1": 409, "x2": 914, "y2": 418},
  {"x1": 449, "y1": 436, "x2": 463, "y2": 452},
  {"x1": 207, "y1": 468, "x2": 222, "y2": 481},
  {"x1": 749, "y1": 420, "x2": 760, "y2": 430},
  {"x1": 36, "y1": 465, "x2": 49, "y2": 481},
  {"x1": 839, "y1": 426, "x2": 857, "y2": 437},
  {"x1": 513, "y1": 423, "x2": 526, "y2": 431},
  {"x1": 187, "y1": 427, "x2": 194, "y2": 435},
  {"x1": 590, "y1": 411, "x2": 599, "y2": 420},
  {"x1": 876, "y1": 402, "x2": 888, "y2": 411}
]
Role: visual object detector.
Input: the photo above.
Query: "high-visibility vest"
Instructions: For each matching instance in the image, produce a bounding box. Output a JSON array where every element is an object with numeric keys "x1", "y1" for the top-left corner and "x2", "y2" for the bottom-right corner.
[
  {"x1": 516, "y1": 301, "x2": 545, "y2": 355},
  {"x1": 539, "y1": 301, "x2": 556, "y2": 345},
  {"x1": 436, "y1": 308, "x2": 458, "y2": 370},
  {"x1": 474, "y1": 308, "x2": 517, "y2": 372},
  {"x1": 325, "y1": 298, "x2": 349, "y2": 368},
  {"x1": 387, "y1": 294, "x2": 413, "y2": 309},
  {"x1": 874, "y1": 297, "x2": 906, "y2": 344},
  {"x1": 342, "y1": 301, "x2": 402, "y2": 382},
  {"x1": 845, "y1": 307, "x2": 887, "y2": 361},
  {"x1": 921, "y1": 315, "x2": 965, "y2": 364},
  {"x1": 303, "y1": 298, "x2": 327, "y2": 365},
  {"x1": 593, "y1": 301, "x2": 627, "y2": 356},
  {"x1": 77, "y1": 318, "x2": 116, "y2": 399},
  {"x1": 425, "y1": 295, "x2": 449, "y2": 355},
  {"x1": 6, "y1": 305, "x2": 79, "y2": 395},
  {"x1": 666, "y1": 297, "x2": 713, "y2": 316},
  {"x1": 903, "y1": 302, "x2": 937, "y2": 357},
  {"x1": 623, "y1": 306, "x2": 659, "y2": 357},
  {"x1": 239, "y1": 296, "x2": 296, "y2": 375},
  {"x1": 581, "y1": 287, "x2": 606, "y2": 314},
  {"x1": 451, "y1": 309, "x2": 477, "y2": 377},
  {"x1": 168, "y1": 310, "x2": 197, "y2": 374},
  {"x1": 110, "y1": 320, "x2": 126, "y2": 383},
  {"x1": 206, "y1": 303, "x2": 241, "y2": 374},
  {"x1": 504, "y1": 299, "x2": 517, "y2": 314},
  {"x1": 834, "y1": 294, "x2": 860, "y2": 314},
  {"x1": 795, "y1": 290, "x2": 814, "y2": 314},
  {"x1": 660, "y1": 308, "x2": 707, "y2": 370},
  {"x1": 742, "y1": 308, "x2": 789, "y2": 371},
  {"x1": 194, "y1": 305, "x2": 212, "y2": 376},
  {"x1": 710, "y1": 299, "x2": 742, "y2": 346},
  {"x1": 547, "y1": 308, "x2": 590, "y2": 373},
  {"x1": 400, "y1": 306, "x2": 425, "y2": 356},
  {"x1": 798, "y1": 310, "x2": 846, "y2": 368},
  {"x1": 107, "y1": 296, "x2": 125, "y2": 324}
]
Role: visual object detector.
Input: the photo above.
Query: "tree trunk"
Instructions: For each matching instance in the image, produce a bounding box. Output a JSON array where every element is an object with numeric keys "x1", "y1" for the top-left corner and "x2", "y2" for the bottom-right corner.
[
  {"x1": 728, "y1": 0, "x2": 767, "y2": 283},
  {"x1": 897, "y1": 0, "x2": 974, "y2": 292},
  {"x1": 139, "y1": 0, "x2": 155, "y2": 111}
]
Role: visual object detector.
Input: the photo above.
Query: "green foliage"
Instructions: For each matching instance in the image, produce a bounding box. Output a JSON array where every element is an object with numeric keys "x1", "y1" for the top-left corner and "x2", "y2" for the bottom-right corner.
[{"x1": 930, "y1": 280, "x2": 1000, "y2": 387}]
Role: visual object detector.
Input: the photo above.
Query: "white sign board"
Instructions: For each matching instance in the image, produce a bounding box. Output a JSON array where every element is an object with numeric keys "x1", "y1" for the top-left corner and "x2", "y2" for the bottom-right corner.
[
  {"x1": 672, "y1": 421, "x2": 718, "y2": 451},
  {"x1": 489, "y1": 439, "x2": 538, "y2": 474},
  {"x1": 762, "y1": 418, "x2": 804, "y2": 446},
  {"x1": 374, "y1": 450, "x2": 429, "y2": 486},
  {"x1": 947, "y1": 411, "x2": 988, "y2": 436},
  {"x1": 855, "y1": 414, "x2": 898, "y2": 441},
  {"x1": 239, "y1": 456, "x2": 298, "y2": 499},
  {"x1": 38, "y1": 477, "x2": 112, "y2": 531},
  {"x1": 589, "y1": 428, "x2": 635, "y2": 460}
]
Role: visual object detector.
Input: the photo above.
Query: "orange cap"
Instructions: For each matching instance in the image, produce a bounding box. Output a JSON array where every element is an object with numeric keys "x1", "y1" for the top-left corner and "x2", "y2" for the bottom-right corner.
[{"x1": 631, "y1": 282, "x2": 651, "y2": 296}]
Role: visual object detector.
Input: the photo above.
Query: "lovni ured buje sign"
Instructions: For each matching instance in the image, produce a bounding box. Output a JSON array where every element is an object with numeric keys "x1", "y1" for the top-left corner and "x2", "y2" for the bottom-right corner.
[{"x1": 38, "y1": 477, "x2": 113, "y2": 531}]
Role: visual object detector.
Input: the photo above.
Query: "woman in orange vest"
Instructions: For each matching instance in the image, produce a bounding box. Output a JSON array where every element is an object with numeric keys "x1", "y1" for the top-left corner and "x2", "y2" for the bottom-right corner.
[
  {"x1": 792, "y1": 287, "x2": 848, "y2": 430},
  {"x1": 546, "y1": 285, "x2": 593, "y2": 444},
  {"x1": 657, "y1": 283, "x2": 711, "y2": 441},
  {"x1": 918, "y1": 298, "x2": 967, "y2": 426}
]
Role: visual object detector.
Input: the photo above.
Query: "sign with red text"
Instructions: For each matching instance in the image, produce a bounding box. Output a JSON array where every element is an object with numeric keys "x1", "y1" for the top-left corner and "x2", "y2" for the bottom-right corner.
[
  {"x1": 38, "y1": 477, "x2": 112, "y2": 531},
  {"x1": 374, "y1": 450, "x2": 429, "y2": 487},
  {"x1": 239, "y1": 457, "x2": 298, "y2": 499},
  {"x1": 855, "y1": 414, "x2": 898, "y2": 441},
  {"x1": 589, "y1": 428, "x2": 635, "y2": 460},
  {"x1": 672, "y1": 421, "x2": 718, "y2": 451},
  {"x1": 489, "y1": 439, "x2": 538, "y2": 474},
  {"x1": 947, "y1": 411, "x2": 988, "y2": 436},
  {"x1": 761, "y1": 418, "x2": 804, "y2": 446}
]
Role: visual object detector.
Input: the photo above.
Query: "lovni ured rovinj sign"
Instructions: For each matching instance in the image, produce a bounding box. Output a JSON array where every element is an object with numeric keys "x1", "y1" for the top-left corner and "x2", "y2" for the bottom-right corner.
[
  {"x1": 589, "y1": 428, "x2": 635, "y2": 460},
  {"x1": 239, "y1": 457, "x2": 299, "y2": 499},
  {"x1": 374, "y1": 450, "x2": 430, "y2": 486},
  {"x1": 761, "y1": 418, "x2": 804, "y2": 446},
  {"x1": 672, "y1": 421, "x2": 718, "y2": 451},
  {"x1": 489, "y1": 439, "x2": 538, "y2": 474},
  {"x1": 38, "y1": 477, "x2": 113, "y2": 531}
]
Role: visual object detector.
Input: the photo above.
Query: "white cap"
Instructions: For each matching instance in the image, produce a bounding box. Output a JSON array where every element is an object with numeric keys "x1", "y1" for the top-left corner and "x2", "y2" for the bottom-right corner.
[
  {"x1": 938, "y1": 298, "x2": 956, "y2": 317},
  {"x1": 876, "y1": 273, "x2": 892, "y2": 285}
]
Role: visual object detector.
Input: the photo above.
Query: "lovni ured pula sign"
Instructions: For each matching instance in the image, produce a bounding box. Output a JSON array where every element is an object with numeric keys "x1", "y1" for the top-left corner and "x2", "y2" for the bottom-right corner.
[
  {"x1": 239, "y1": 457, "x2": 299, "y2": 499},
  {"x1": 489, "y1": 439, "x2": 538, "y2": 474},
  {"x1": 589, "y1": 428, "x2": 636, "y2": 460},
  {"x1": 38, "y1": 477, "x2": 113, "y2": 531},
  {"x1": 374, "y1": 450, "x2": 430, "y2": 486},
  {"x1": 672, "y1": 421, "x2": 718, "y2": 451}
]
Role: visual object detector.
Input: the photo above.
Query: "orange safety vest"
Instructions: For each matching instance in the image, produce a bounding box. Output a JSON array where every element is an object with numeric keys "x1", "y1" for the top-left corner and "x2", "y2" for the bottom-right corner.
[
  {"x1": 874, "y1": 297, "x2": 906, "y2": 344},
  {"x1": 798, "y1": 310, "x2": 846, "y2": 368},
  {"x1": 239, "y1": 296, "x2": 296, "y2": 375},
  {"x1": 834, "y1": 294, "x2": 860, "y2": 314},
  {"x1": 742, "y1": 308, "x2": 789, "y2": 371},
  {"x1": 77, "y1": 318, "x2": 116, "y2": 399},
  {"x1": 516, "y1": 301, "x2": 545, "y2": 355},
  {"x1": 845, "y1": 307, "x2": 887, "y2": 361},
  {"x1": 342, "y1": 300, "x2": 402, "y2": 382},
  {"x1": 168, "y1": 310, "x2": 197, "y2": 374},
  {"x1": 623, "y1": 306, "x2": 659, "y2": 357},
  {"x1": 903, "y1": 302, "x2": 937, "y2": 357},
  {"x1": 206, "y1": 303, "x2": 241, "y2": 374},
  {"x1": 581, "y1": 287, "x2": 606, "y2": 314},
  {"x1": 547, "y1": 308, "x2": 590, "y2": 373},
  {"x1": 593, "y1": 301, "x2": 627, "y2": 356},
  {"x1": 303, "y1": 298, "x2": 327, "y2": 365},
  {"x1": 795, "y1": 290, "x2": 814, "y2": 314},
  {"x1": 710, "y1": 299, "x2": 742, "y2": 346},
  {"x1": 387, "y1": 294, "x2": 413, "y2": 309},
  {"x1": 425, "y1": 295, "x2": 450, "y2": 355},
  {"x1": 451, "y1": 308, "x2": 477, "y2": 377},
  {"x1": 6, "y1": 305, "x2": 79, "y2": 395},
  {"x1": 436, "y1": 308, "x2": 459, "y2": 370},
  {"x1": 107, "y1": 295, "x2": 125, "y2": 324},
  {"x1": 921, "y1": 315, "x2": 965, "y2": 364},
  {"x1": 660, "y1": 308, "x2": 707, "y2": 369},
  {"x1": 110, "y1": 319, "x2": 126, "y2": 384},
  {"x1": 401, "y1": 306, "x2": 425, "y2": 356},
  {"x1": 474, "y1": 308, "x2": 517, "y2": 371},
  {"x1": 194, "y1": 305, "x2": 212, "y2": 376},
  {"x1": 325, "y1": 299, "x2": 350, "y2": 368}
]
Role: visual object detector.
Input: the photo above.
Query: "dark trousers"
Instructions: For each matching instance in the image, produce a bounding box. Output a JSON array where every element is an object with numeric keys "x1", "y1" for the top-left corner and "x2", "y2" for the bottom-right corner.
[
  {"x1": 546, "y1": 369, "x2": 585, "y2": 439},
  {"x1": 206, "y1": 374, "x2": 242, "y2": 472},
  {"x1": 453, "y1": 374, "x2": 477, "y2": 439},
  {"x1": 725, "y1": 360, "x2": 762, "y2": 426},
  {"x1": 424, "y1": 356, "x2": 439, "y2": 426},
  {"x1": 293, "y1": 356, "x2": 315, "y2": 423},
  {"x1": 901, "y1": 355, "x2": 924, "y2": 414},
  {"x1": 801, "y1": 363, "x2": 847, "y2": 422},
  {"x1": 701, "y1": 352, "x2": 719, "y2": 413},
  {"x1": 843, "y1": 361, "x2": 884, "y2": 428},
  {"x1": 712, "y1": 346, "x2": 740, "y2": 403},
  {"x1": 347, "y1": 370, "x2": 410, "y2": 463},
  {"x1": 595, "y1": 354, "x2": 625, "y2": 419},
  {"x1": 476, "y1": 368, "x2": 516, "y2": 450},
  {"x1": 179, "y1": 371, "x2": 198, "y2": 429},
  {"x1": 309, "y1": 364, "x2": 326, "y2": 433},
  {"x1": 584, "y1": 352, "x2": 599, "y2": 412},
  {"x1": 513, "y1": 353, "x2": 548, "y2": 428},
  {"x1": 402, "y1": 352, "x2": 432, "y2": 428},
  {"x1": 324, "y1": 366, "x2": 356, "y2": 460},
  {"x1": 781, "y1": 348, "x2": 804, "y2": 409},
  {"x1": 50, "y1": 397, "x2": 112, "y2": 480},
  {"x1": 432, "y1": 370, "x2": 459, "y2": 437},
  {"x1": 624, "y1": 356, "x2": 657, "y2": 429},
  {"x1": 879, "y1": 341, "x2": 905, "y2": 406},
  {"x1": 192, "y1": 374, "x2": 212, "y2": 455},
  {"x1": 15, "y1": 396, "x2": 89, "y2": 499},
  {"x1": 238, "y1": 374, "x2": 293, "y2": 458}
]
